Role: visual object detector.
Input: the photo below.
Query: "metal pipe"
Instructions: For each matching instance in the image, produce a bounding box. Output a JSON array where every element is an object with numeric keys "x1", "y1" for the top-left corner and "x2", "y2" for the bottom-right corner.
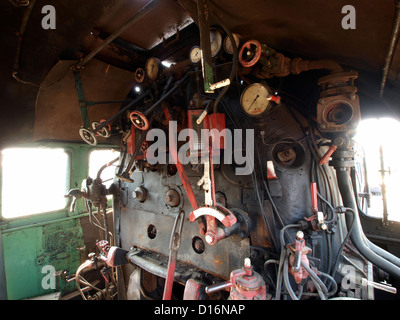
[
  {"x1": 163, "y1": 210, "x2": 185, "y2": 300},
  {"x1": 335, "y1": 168, "x2": 400, "y2": 279},
  {"x1": 350, "y1": 166, "x2": 400, "y2": 267},
  {"x1": 76, "y1": 0, "x2": 160, "y2": 68},
  {"x1": 12, "y1": 0, "x2": 37, "y2": 84},
  {"x1": 212, "y1": 11, "x2": 238, "y2": 113},
  {"x1": 196, "y1": 0, "x2": 214, "y2": 93},
  {"x1": 379, "y1": 144, "x2": 389, "y2": 224},
  {"x1": 91, "y1": 90, "x2": 150, "y2": 134},
  {"x1": 380, "y1": 0, "x2": 400, "y2": 97},
  {"x1": 126, "y1": 251, "x2": 181, "y2": 282}
]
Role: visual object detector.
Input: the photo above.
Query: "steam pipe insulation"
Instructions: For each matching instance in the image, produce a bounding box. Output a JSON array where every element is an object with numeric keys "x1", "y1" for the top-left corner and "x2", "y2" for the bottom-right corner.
[{"x1": 335, "y1": 168, "x2": 400, "y2": 279}]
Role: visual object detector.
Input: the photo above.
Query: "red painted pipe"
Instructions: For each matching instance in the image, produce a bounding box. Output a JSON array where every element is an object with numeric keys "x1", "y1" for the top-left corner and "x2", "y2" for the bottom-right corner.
[{"x1": 310, "y1": 182, "x2": 318, "y2": 213}]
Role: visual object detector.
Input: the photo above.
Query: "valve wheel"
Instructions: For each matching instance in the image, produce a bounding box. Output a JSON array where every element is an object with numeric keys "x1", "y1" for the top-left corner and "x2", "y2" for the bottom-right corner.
[
  {"x1": 91, "y1": 121, "x2": 110, "y2": 138},
  {"x1": 79, "y1": 128, "x2": 97, "y2": 146},
  {"x1": 130, "y1": 111, "x2": 150, "y2": 130},
  {"x1": 238, "y1": 40, "x2": 262, "y2": 67}
]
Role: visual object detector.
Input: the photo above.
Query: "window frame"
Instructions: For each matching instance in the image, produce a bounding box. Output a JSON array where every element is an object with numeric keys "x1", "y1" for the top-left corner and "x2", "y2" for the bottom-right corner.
[{"x1": 0, "y1": 145, "x2": 72, "y2": 221}]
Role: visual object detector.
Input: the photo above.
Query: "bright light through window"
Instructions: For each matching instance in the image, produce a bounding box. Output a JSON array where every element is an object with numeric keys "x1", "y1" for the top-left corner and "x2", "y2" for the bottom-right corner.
[
  {"x1": 88, "y1": 149, "x2": 119, "y2": 189},
  {"x1": 1, "y1": 148, "x2": 69, "y2": 219},
  {"x1": 354, "y1": 118, "x2": 400, "y2": 221}
]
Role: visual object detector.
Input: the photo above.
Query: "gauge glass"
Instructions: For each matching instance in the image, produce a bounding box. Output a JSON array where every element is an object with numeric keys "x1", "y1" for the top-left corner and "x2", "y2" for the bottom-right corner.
[
  {"x1": 240, "y1": 83, "x2": 272, "y2": 116},
  {"x1": 189, "y1": 45, "x2": 202, "y2": 64},
  {"x1": 210, "y1": 29, "x2": 222, "y2": 57},
  {"x1": 223, "y1": 33, "x2": 240, "y2": 55},
  {"x1": 145, "y1": 57, "x2": 160, "y2": 81}
]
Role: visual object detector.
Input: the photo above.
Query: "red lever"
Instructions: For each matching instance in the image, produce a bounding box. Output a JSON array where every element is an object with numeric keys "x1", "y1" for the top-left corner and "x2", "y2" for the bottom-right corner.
[
  {"x1": 310, "y1": 182, "x2": 318, "y2": 214},
  {"x1": 319, "y1": 144, "x2": 337, "y2": 165}
]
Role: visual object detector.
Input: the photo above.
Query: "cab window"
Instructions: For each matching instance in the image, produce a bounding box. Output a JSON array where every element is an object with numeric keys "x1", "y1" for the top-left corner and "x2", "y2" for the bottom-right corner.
[{"x1": 1, "y1": 148, "x2": 70, "y2": 219}]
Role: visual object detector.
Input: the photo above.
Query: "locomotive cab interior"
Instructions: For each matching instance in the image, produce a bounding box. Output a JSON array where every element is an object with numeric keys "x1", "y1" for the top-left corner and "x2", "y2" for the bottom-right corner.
[{"x1": 2, "y1": 0, "x2": 400, "y2": 303}]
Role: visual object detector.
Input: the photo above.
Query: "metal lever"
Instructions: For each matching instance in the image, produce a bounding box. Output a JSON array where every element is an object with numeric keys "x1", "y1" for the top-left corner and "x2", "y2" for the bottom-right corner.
[
  {"x1": 362, "y1": 278, "x2": 397, "y2": 294},
  {"x1": 319, "y1": 144, "x2": 337, "y2": 165},
  {"x1": 64, "y1": 189, "x2": 83, "y2": 212},
  {"x1": 197, "y1": 157, "x2": 213, "y2": 206},
  {"x1": 163, "y1": 210, "x2": 185, "y2": 300}
]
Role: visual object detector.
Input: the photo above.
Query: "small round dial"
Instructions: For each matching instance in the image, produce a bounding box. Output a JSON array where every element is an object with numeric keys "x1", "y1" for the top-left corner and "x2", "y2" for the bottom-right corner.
[
  {"x1": 223, "y1": 33, "x2": 240, "y2": 55},
  {"x1": 145, "y1": 57, "x2": 160, "y2": 81},
  {"x1": 189, "y1": 45, "x2": 202, "y2": 63},
  {"x1": 134, "y1": 67, "x2": 145, "y2": 83},
  {"x1": 210, "y1": 28, "x2": 222, "y2": 57},
  {"x1": 240, "y1": 83, "x2": 272, "y2": 116}
]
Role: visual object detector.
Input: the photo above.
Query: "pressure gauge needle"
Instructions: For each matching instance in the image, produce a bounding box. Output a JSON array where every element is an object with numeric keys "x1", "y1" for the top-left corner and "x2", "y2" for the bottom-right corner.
[{"x1": 248, "y1": 94, "x2": 259, "y2": 111}]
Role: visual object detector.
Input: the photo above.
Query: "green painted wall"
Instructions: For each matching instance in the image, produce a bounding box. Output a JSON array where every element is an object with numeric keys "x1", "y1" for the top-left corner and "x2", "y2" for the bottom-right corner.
[{"x1": 0, "y1": 142, "x2": 116, "y2": 299}]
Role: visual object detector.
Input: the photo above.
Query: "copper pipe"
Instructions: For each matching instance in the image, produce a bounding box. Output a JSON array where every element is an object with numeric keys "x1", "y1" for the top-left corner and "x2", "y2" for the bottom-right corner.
[{"x1": 291, "y1": 58, "x2": 344, "y2": 74}]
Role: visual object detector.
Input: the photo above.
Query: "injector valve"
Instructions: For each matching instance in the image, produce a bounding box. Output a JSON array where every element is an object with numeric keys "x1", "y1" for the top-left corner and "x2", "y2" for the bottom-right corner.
[{"x1": 205, "y1": 258, "x2": 269, "y2": 300}]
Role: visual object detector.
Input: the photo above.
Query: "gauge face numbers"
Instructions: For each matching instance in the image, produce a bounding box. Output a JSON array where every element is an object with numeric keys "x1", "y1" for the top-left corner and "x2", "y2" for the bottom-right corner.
[
  {"x1": 240, "y1": 83, "x2": 272, "y2": 116},
  {"x1": 210, "y1": 29, "x2": 222, "y2": 57},
  {"x1": 145, "y1": 57, "x2": 160, "y2": 81},
  {"x1": 223, "y1": 33, "x2": 240, "y2": 55},
  {"x1": 189, "y1": 45, "x2": 202, "y2": 64}
]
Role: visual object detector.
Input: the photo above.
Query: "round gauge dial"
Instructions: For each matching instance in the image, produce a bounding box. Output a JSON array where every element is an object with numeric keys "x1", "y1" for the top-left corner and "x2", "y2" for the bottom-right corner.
[
  {"x1": 240, "y1": 83, "x2": 272, "y2": 116},
  {"x1": 145, "y1": 57, "x2": 160, "y2": 81},
  {"x1": 210, "y1": 29, "x2": 222, "y2": 57},
  {"x1": 223, "y1": 33, "x2": 240, "y2": 55},
  {"x1": 189, "y1": 45, "x2": 202, "y2": 64},
  {"x1": 134, "y1": 67, "x2": 145, "y2": 83}
]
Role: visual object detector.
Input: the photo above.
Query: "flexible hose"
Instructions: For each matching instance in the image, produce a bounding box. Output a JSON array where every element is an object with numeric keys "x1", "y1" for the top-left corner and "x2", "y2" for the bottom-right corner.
[
  {"x1": 318, "y1": 271, "x2": 338, "y2": 297},
  {"x1": 283, "y1": 250, "x2": 299, "y2": 300},
  {"x1": 301, "y1": 260, "x2": 329, "y2": 294}
]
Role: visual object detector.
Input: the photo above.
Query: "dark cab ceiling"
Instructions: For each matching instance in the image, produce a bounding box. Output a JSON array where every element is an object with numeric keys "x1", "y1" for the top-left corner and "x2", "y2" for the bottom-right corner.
[{"x1": 1, "y1": 0, "x2": 400, "y2": 148}]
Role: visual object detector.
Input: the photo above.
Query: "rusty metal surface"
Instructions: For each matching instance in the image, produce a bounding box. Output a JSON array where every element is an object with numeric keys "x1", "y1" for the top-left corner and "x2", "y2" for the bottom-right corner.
[{"x1": 116, "y1": 169, "x2": 250, "y2": 280}]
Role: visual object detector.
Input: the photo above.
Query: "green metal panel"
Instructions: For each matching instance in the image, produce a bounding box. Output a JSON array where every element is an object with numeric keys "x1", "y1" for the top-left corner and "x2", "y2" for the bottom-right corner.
[
  {"x1": 0, "y1": 141, "x2": 117, "y2": 299},
  {"x1": 3, "y1": 220, "x2": 85, "y2": 300}
]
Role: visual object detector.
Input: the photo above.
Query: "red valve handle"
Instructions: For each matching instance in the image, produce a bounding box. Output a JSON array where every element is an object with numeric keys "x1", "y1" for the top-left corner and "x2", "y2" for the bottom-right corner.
[
  {"x1": 238, "y1": 40, "x2": 262, "y2": 67},
  {"x1": 129, "y1": 111, "x2": 150, "y2": 130}
]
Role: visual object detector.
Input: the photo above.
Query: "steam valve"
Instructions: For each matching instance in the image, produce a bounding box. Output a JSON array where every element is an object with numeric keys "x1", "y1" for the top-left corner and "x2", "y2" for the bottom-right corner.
[
  {"x1": 288, "y1": 231, "x2": 312, "y2": 284},
  {"x1": 205, "y1": 258, "x2": 268, "y2": 300}
]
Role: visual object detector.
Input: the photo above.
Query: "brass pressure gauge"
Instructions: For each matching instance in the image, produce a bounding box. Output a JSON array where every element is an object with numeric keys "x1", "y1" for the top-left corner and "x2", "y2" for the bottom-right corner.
[
  {"x1": 223, "y1": 33, "x2": 240, "y2": 55},
  {"x1": 240, "y1": 83, "x2": 272, "y2": 116},
  {"x1": 189, "y1": 45, "x2": 202, "y2": 64},
  {"x1": 145, "y1": 57, "x2": 160, "y2": 81},
  {"x1": 210, "y1": 28, "x2": 222, "y2": 57}
]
